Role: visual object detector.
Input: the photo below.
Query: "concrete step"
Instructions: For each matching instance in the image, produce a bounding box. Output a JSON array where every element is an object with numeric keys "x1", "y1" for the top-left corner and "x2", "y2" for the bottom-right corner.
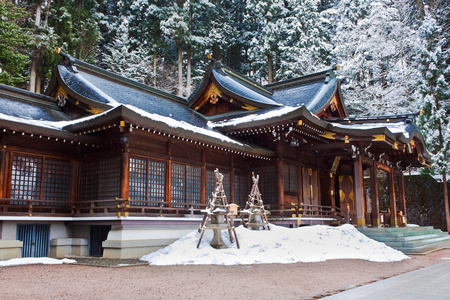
[{"x1": 358, "y1": 226, "x2": 450, "y2": 254}]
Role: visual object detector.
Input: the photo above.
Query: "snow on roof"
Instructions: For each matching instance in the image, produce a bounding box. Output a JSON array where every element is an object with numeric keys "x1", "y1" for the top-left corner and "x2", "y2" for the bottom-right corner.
[
  {"x1": 209, "y1": 106, "x2": 299, "y2": 128},
  {"x1": 124, "y1": 104, "x2": 245, "y2": 146},
  {"x1": 330, "y1": 121, "x2": 410, "y2": 138},
  {"x1": 140, "y1": 224, "x2": 408, "y2": 265}
]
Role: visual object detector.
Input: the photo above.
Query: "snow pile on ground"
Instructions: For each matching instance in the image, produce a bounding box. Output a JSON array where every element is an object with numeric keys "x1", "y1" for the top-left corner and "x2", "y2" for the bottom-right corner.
[
  {"x1": 141, "y1": 224, "x2": 408, "y2": 265},
  {"x1": 0, "y1": 257, "x2": 76, "y2": 267}
]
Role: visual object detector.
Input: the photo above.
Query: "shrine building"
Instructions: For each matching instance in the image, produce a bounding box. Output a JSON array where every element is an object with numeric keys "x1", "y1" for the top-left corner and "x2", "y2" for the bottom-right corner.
[{"x1": 0, "y1": 51, "x2": 431, "y2": 259}]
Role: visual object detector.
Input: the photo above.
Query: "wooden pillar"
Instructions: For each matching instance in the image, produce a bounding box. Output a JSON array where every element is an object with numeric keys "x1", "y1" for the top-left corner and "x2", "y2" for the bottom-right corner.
[
  {"x1": 276, "y1": 142, "x2": 284, "y2": 206},
  {"x1": 330, "y1": 172, "x2": 336, "y2": 207},
  {"x1": 201, "y1": 150, "x2": 206, "y2": 205},
  {"x1": 398, "y1": 171, "x2": 406, "y2": 223},
  {"x1": 120, "y1": 136, "x2": 130, "y2": 199},
  {"x1": 298, "y1": 166, "x2": 303, "y2": 205},
  {"x1": 388, "y1": 169, "x2": 398, "y2": 227},
  {"x1": 370, "y1": 164, "x2": 380, "y2": 226},
  {"x1": 353, "y1": 155, "x2": 366, "y2": 227},
  {"x1": 166, "y1": 141, "x2": 172, "y2": 205},
  {"x1": 0, "y1": 135, "x2": 6, "y2": 199}
]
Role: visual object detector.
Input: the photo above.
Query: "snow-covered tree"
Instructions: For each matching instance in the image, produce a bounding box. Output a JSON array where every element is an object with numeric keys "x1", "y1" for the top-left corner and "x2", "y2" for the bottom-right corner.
[
  {"x1": 277, "y1": 0, "x2": 332, "y2": 80},
  {"x1": 326, "y1": 0, "x2": 420, "y2": 116},
  {"x1": 246, "y1": 0, "x2": 287, "y2": 83},
  {"x1": 416, "y1": 1, "x2": 450, "y2": 232},
  {"x1": 161, "y1": 0, "x2": 189, "y2": 96}
]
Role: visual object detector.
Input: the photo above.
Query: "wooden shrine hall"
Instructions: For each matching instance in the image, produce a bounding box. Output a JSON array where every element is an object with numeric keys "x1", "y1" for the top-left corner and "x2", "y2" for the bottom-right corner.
[{"x1": 0, "y1": 50, "x2": 431, "y2": 259}]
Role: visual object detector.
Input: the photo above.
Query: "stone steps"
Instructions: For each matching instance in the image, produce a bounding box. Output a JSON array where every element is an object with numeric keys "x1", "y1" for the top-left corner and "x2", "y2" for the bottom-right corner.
[{"x1": 358, "y1": 226, "x2": 450, "y2": 254}]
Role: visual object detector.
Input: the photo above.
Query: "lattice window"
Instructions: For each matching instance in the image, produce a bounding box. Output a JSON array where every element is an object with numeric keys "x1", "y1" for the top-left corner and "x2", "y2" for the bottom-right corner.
[
  {"x1": 98, "y1": 157, "x2": 121, "y2": 200},
  {"x1": 81, "y1": 157, "x2": 121, "y2": 202},
  {"x1": 10, "y1": 155, "x2": 70, "y2": 206},
  {"x1": 253, "y1": 166, "x2": 277, "y2": 205},
  {"x1": 283, "y1": 164, "x2": 298, "y2": 192},
  {"x1": 81, "y1": 160, "x2": 98, "y2": 202},
  {"x1": 186, "y1": 165, "x2": 201, "y2": 206},
  {"x1": 129, "y1": 157, "x2": 147, "y2": 205},
  {"x1": 148, "y1": 160, "x2": 165, "y2": 206},
  {"x1": 10, "y1": 156, "x2": 42, "y2": 204},
  {"x1": 43, "y1": 159, "x2": 71, "y2": 206},
  {"x1": 234, "y1": 174, "x2": 248, "y2": 207},
  {"x1": 171, "y1": 163, "x2": 186, "y2": 207},
  {"x1": 206, "y1": 169, "x2": 216, "y2": 202}
]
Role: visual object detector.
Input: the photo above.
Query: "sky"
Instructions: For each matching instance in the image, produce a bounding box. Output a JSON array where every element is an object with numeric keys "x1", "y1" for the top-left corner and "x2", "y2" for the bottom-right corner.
[{"x1": 0, "y1": 224, "x2": 408, "y2": 267}]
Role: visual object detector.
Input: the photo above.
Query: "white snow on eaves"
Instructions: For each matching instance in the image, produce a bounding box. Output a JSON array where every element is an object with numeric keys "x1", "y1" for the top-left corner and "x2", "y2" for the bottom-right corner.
[
  {"x1": 331, "y1": 122, "x2": 410, "y2": 138},
  {"x1": 209, "y1": 106, "x2": 299, "y2": 128},
  {"x1": 123, "y1": 104, "x2": 245, "y2": 146}
]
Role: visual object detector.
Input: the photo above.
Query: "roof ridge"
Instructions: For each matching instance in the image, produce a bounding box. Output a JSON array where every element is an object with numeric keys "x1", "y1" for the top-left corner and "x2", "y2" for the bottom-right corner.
[
  {"x1": 0, "y1": 83, "x2": 59, "y2": 109},
  {"x1": 56, "y1": 49, "x2": 187, "y2": 105},
  {"x1": 266, "y1": 67, "x2": 338, "y2": 90},
  {"x1": 219, "y1": 64, "x2": 273, "y2": 96}
]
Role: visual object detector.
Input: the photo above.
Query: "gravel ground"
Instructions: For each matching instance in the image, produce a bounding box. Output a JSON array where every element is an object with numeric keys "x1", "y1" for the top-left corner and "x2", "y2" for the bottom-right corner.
[{"x1": 1, "y1": 249, "x2": 450, "y2": 300}]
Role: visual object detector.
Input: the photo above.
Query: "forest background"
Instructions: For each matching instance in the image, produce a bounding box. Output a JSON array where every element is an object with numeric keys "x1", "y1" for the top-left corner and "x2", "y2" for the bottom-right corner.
[{"x1": 0, "y1": 0, "x2": 449, "y2": 228}]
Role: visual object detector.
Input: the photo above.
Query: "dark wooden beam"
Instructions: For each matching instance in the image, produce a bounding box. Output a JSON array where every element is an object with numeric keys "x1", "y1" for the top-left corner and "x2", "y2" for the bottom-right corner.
[
  {"x1": 388, "y1": 170, "x2": 398, "y2": 227},
  {"x1": 353, "y1": 155, "x2": 366, "y2": 227}
]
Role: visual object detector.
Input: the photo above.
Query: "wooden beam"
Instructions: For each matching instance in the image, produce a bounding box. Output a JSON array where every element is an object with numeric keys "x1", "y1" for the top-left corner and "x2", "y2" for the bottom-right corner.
[
  {"x1": 120, "y1": 139, "x2": 130, "y2": 199},
  {"x1": 353, "y1": 155, "x2": 366, "y2": 227},
  {"x1": 330, "y1": 172, "x2": 336, "y2": 207},
  {"x1": 166, "y1": 141, "x2": 172, "y2": 206},
  {"x1": 397, "y1": 171, "x2": 406, "y2": 223},
  {"x1": 276, "y1": 142, "x2": 284, "y2": 205},
  {"x1": 370, "y1": 164, "x2": 380, "y2": 226},
  {"x1": 388, "y1": 170, "x2": 398, "y2": 227},
  {"x1": 0, "y1": 134, "x2": 6, "y2": 199}
]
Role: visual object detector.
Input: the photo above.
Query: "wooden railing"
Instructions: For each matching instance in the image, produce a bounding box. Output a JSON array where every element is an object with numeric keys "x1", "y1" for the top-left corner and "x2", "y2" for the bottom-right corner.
[
  {"x1": 0, "y1": 197, "x2": 344, "y2": 222},
  {"x1": 266, "y1": 203, "x2": 346, "y2": 223}
]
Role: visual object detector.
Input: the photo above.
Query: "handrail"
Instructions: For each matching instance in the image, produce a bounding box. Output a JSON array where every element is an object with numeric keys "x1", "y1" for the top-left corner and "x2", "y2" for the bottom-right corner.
[{"x1": 0, "y1": 197, "x2": 344, "y2": 222}]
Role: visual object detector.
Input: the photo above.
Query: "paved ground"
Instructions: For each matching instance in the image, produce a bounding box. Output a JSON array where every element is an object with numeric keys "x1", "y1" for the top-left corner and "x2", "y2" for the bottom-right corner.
[
  {"x1": 321, "y1": 259, "x2": 450, "y2": 299},
  {"x1": 1, "y1": 249, "x2": 450, "y2": 299}
]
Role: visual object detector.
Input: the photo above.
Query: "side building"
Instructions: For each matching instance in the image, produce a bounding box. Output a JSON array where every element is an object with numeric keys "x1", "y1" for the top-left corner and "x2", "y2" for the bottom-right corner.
[{"x1": 0, "y1": 53, "x2": 431, "y2": 259}]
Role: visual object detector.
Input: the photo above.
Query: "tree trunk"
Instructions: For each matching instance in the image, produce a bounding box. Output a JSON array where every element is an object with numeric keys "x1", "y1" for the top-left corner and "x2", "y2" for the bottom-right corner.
[
  {"x1": 177, "y1": 41, "x2": 183, "y2": 97},
  {"x1": 186, "y1": 4, "x2": 192, "y2": 96},
  {"x1": 44, "y1": 0, "x2": 51, "y2": 25},
  {"x1": 268, "y1": 54, "x2": 273, "y2": 84},
  {"x1": 153, "y1": 52, "x2": 157, "y2": 87},
  {"x1": 29, "y1": 3, "x2": 41, "y2": 92},
  {"x1": 443, "y1": 172, "x2": 450, "y2": 233}
]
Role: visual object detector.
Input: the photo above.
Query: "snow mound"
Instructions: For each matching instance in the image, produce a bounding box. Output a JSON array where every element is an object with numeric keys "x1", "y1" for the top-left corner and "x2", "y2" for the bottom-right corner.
[
  {"x1": 0, "y1": 257, "x2": 76, "y2": 267},
  {"x1": 141, "y1": 224, "x2": 408, "y2": 265}
]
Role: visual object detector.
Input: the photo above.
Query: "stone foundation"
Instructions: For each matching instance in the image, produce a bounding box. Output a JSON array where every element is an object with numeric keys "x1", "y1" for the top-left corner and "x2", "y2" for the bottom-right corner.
[
  {"x1": 0, "y1": 240, "x2": 23, "y2": 260},
  {"x1": 50, "y1": 238, "x2": 89, "y2": 258}
]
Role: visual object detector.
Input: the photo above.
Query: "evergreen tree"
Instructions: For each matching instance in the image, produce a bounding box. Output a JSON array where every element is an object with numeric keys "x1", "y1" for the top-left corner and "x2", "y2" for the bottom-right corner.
[
  {"x1": 416, "y1": 1, "x2": 450, "y2": 232},
  {"x1": 246, "y1": 0, "x2": 287, "y2": 84},
  {"x1": 48, "y1": 0, "x2": 101, "y2": 63},
  {"x1": 277, "y1": 0, "x2": 332, "y2": 80},
  {"x1": 0, "y1": 2, "x2": 33, "y2": 87},
  {"x1": 161, "y1": 0, "x2": 188, "y2": 96},
  {"x1": 326, "y1": 0, "x2": 420, "y2": 116}
]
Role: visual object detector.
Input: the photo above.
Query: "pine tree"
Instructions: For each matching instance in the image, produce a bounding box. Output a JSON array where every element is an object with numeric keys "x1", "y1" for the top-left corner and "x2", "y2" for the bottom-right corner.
[
  {"x1": 277, "y1": 0, "x2": 332, "y2": 80},
  {"x1": 246, "y1": 0, "x2": 287, "y2": 84},
  {"x1": 416, "y1": 1, "x2": 450, "y2": 233},
  {"x1": 0, "y1": 2, "x2": 33, "y2": 87},
  {"x1": 161, "y1": 0, "x2": 189, "y2": 97},
  {"x1": 325, "y1": 0, "x2": 421, "y2": 116}
]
